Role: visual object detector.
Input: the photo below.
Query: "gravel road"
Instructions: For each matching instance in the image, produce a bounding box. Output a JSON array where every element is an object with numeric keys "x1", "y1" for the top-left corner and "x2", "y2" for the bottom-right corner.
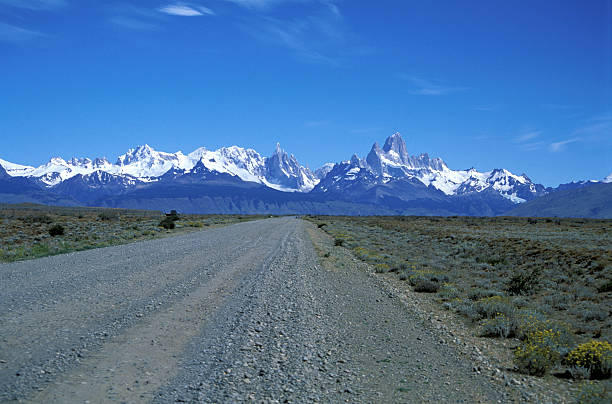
[{"x1": 1, "y1": 218, "x2": 514, "y2": 403}]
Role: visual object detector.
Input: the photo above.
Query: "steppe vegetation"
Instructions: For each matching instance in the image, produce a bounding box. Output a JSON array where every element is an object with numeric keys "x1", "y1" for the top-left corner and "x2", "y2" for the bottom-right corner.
[
  {"x1": 307, "y1": 215, "x2": 611, "y2": 398},
  {"x1": 0, "y1": 203, "x2": 262, "y2": 262}
]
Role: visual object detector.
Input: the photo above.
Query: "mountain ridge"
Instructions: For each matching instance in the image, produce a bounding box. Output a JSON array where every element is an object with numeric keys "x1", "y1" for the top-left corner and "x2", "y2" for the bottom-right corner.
[{"x1": 1, "y1": 133, "x2": 609, "y2": 217}]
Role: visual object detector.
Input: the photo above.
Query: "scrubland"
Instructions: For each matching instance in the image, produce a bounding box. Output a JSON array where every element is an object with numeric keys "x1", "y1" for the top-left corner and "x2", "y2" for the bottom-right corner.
[
  {"x1": 307, "y1": 215, "x2": 611, "y2": 401},
  {"x1": 0, "y1": 203, "x2": 262, "y2": 262}
]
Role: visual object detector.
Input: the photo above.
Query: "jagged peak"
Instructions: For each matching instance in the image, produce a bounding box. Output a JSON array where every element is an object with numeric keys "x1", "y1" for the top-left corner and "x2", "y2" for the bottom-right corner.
[
  {"x1": 69, "y1": 157, "x2": 92, "y2": 166},
  {"x1": 48, "y1": 156, "x2": 67, "y2": 165}
]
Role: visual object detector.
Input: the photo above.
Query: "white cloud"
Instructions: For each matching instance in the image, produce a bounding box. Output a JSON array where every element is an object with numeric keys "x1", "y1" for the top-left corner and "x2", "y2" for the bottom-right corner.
[
  {"x1": 515, "y1": 130, "x2": 541, "y2": 143},
  {"x1": 549, "y1": 138, "x2": 581, "y2": 152},
  {"x1": 158, "y1": 4, "x2": 215, "y2": 16},
  {"x1": 224, "y1": 0, "x2": 286, "y2": 9}
]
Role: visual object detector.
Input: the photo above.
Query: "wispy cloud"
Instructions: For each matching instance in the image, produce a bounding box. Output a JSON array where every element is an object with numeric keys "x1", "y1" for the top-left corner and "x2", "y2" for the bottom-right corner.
[
  {"x1": 350, "y1": 127, "x2": 384, "y2": 134},
  {"x1": 0, "y1": 22, "x2": 44, "y2": 42},
  {"x1": 542, "y1": 103, "x2": 579, "y2": 111},
  {"x1": 108, "y1": 5, "x2": 162, "y2": 31},
  {"x1": 515, "y1": 130, "x2": 542, "y2": 143},
  {"x1": 304, "y1": 120, "x2": 329, "y2": 127},
  {"x1": 472, "y1": 105, "x2": 497, "y2": 112},
  {"x1": 550, "y1": 138, "x2": 581, "y2": 152},
  {"x1": 521, "y1": 141, "x2": 546, "y2": 151},
  {"x1": 400, "y1": 75, "x2": 469, "y2": 96},
  {"x1": 224, "y1": 0, "x2": 294, "y2": 9},
  {"x1": 109, "y1": 16, "x2": 159, "y2": 31},
  {"x1": 158, "y1": 4, "x2": 215, "y2": 16},
  {"x1": 546, "y1": 114, "x2": 611, "y2": 153},
  {"x1": 237, "y1": 1, "x2": 352, "y2": 66},
  {"x1": 0, "y1": 0, "x2": 66, "y2": 10}
]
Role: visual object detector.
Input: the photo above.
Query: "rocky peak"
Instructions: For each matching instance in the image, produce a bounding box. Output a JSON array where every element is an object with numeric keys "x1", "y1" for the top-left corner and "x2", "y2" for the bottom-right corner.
[
  {"x1": 366, "y1": 142, "x2": 384, "y2": 175},
  {"x1": 382, "y1": 132, "x2": 409, "y2": 164}
]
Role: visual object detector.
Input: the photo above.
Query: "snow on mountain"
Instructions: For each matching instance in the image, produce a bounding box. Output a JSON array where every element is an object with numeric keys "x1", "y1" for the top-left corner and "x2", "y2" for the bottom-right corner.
[
  {"x1": 314, "y1": 163, "x2": 335, "y2": 179},
  {"x1": 0, "y1": 143, "x2": 318, "y2": 192},
  {"x1": 321, "y1": 132, "x2": 546, "y2": 203},
  {"x1": 0, "y1": 158, "x2": 35, "y2": 176},
  {"x1": 265, "y1": 143, "x2": 318, "y2": 192}
]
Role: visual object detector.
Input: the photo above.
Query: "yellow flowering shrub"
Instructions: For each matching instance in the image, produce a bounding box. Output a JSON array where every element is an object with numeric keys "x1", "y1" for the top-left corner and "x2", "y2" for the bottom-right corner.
[
  {"x1": 514, "y1": 328, "x2": 563, "y2": 376},
  {"x1": 567, "y1": 341, "x2": 612, "y2": 380}
]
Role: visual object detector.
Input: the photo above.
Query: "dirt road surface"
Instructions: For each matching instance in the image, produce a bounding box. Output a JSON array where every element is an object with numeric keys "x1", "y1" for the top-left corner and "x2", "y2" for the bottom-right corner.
[{"x1": 1, "y1": 218, "x2": 516, "y2": 403}]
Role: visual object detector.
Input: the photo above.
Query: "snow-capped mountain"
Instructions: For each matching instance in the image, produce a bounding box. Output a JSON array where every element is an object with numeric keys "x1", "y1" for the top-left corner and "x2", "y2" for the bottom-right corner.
[
  {"x1": 315, "y1": 132, "x2": 546, "y2": 203},
  {"x1": 2, "y1": 133, "x2": 607, "y2": 216},
  {"x1": 314, "y1": 163, "x2": 335, "y2": 180},
  {"x1": 0, "y1": 143, "x2": 319, "y2": 192}
]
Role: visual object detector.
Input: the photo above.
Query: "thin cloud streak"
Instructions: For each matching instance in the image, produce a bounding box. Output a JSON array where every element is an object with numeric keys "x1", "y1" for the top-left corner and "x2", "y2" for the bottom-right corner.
[
  {"x1": 520, "y1": 141, "x2": 546, "y2": 151},
  {"x1": 158, "y1": 5, "x2": 215, "y2": 16},
  {"x1": 110, "y1": 16, "x2": 160, "y2": 31},
  {"x1": 515, "y1": 130, "x2": 541, "y2": 143},
  {"x1": 237, "y1": 2, "x2": 349, "y2": 67},
  {"x1": 400, "y1": 75, "x2": 469, "y2": 96},
  {"x1": 304, "y1": 120, "x2": 329, "y2": 127},
  {"x1": 0, "y1": 22, "x2": 44, "y2": 42},
  {"x1": 350, "y1": 127, "x2": 384, "y2": 134},
  {"x1": 0, "y1": 0, "x2": 66, "y2": 10},
  {"x1": 542, "y1": 103, "x2": 579, "y2": 111},
  {"x1": 550, "y1": 138, "x2": 581, "y2": 152},
  {"x1": 472, "y1": 105, "x2": 497, "y2": 112},
  {"x1": 224, "y1": 0, "x2": 295, "y2": 9}
]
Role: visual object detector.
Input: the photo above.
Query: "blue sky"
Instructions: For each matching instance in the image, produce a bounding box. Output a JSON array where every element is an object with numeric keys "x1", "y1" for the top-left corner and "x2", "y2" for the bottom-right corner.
[{"x1": 0, "y1": 0, "x2": 610, "y2": 186}]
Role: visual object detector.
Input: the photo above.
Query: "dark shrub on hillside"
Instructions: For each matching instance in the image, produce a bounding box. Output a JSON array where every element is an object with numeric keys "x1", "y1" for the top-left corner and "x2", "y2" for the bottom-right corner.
[
  {"x1": 48, "y1": 224, "x2": 65, "y2": 236},
  {"x1": 507, "y1": 269, "x2": 540, "y2": 295},
  {"x1": 413, "y1": 278, "x2": 440, "y2": 293},
  {"x1": 597, "y1": 280, "x2": 612, "y2": 293},
  {"x1": 98, "y1": 211, "x2": 119, "y2": 221},
  {"x1": 165, "y1": 210, "x2": 180, "y2": 221},
  {"x1": 159, "y1": 217, "x2": 176, "y2": 229}
]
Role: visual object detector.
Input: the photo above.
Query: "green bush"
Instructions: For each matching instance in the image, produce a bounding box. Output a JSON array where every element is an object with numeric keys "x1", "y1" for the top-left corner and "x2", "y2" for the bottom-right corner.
[
  {"x1": 480, "y1": 313, "x2": 519, "y2": 338},
  {"x1": 98, "y1": 211, "x2": 119, "y2": 221},
  {"x1": 438, "y1": 283, "x2": 460, "y2": 301},
  {"x1": 506, "y1": 268, "x2": 541, "y2": 295},
  {"x1": 158, "y1": 218, "x2": 176, "y2": 230},
  {"x1": 166, "y1": 210, "x2": 180, "y2": 221},
  {"x1": 374, "y1": 263, "x2": 390, "y2": 273},
  {"x1": 474, "y1": 296, "x2": 515, "y2": 319},
  {"x1": 596, "y1": 280, "x2": 612, "y2": 293},
  {"x1": 413, "y1": 278, "x2": 440, "y2": 293},
  {"x1": 48, "y1": 224, "x2": 65, "y2": 237},
  {"x1": 409, "y1": 270, "x2": 446, "y2": 293}
]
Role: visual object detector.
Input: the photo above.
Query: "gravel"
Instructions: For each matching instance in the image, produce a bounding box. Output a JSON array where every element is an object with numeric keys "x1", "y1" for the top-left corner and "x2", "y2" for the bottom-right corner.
[{"x1": 1, "y1": 218, "x2": 514, "y2": 402}]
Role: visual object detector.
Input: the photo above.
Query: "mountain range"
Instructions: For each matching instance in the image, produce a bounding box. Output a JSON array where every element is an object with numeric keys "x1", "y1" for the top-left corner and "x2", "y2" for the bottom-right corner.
[{"x1": 1, "y1": 133, "x2": 610, "y2": 217}]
